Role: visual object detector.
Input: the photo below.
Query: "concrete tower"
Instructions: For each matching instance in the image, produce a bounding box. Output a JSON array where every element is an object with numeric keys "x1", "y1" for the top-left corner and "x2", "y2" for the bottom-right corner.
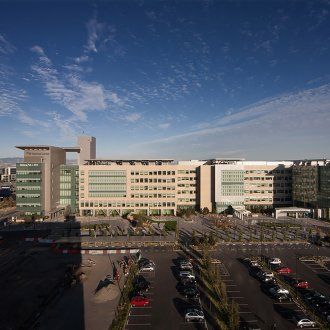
[{"x1": 77, "y1": 136, "x2": 96, "y2": 165}]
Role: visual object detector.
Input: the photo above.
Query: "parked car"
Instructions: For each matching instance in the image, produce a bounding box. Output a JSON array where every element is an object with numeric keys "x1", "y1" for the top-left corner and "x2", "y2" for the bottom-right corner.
[
  {"x1": 295, "y1": 318, "x2": 316, "y2": 328},
  {"x1": 180, "y1": 261, "x2": 193, "y2": 270},
  {"x1": 291, "y1": 279, "x2": 309, "y2": 289},
  {"x1": 133, "y1": 276, "x2": 150, "y2": 292},
  {"x1": 249, "y1": 266, "x2": 263, "y2": 278},
  {"x1": 269, "y1": 286, "x2": 289, "y2": 295},
  {"x1": 131, "y1": 296, "x2": 150, "y2": 307},
  {"x1": 185, "y1": 308, "x2": 204, "y2": 322},
  {"x1": 179, "y1": 271, "x2": 195, "y2": 279},
  {"x1": 276, "y1": 267, "x2": 293, "y2": 274},
  {"x1": 269, "y1": 258, "x2": 281, "y2": 265},
  {"x1": 183, "y1": 287, "x2": 200, "y2": 299},
  {"x1": 273, "y1": 293, "x2": 292, "y2": 302},
  {"x1": 139, "y1": 263, "x2": 155, "y2": 272},
  {"x1": 138, "y1": 258, "x2": 155, "y2": 267},
  {"x1": 180, "y1": 277, "x2": 197, "y2": 286}
]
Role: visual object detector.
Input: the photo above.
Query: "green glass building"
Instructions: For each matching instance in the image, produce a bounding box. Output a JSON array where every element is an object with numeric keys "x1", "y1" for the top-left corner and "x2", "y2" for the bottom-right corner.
[
  {"x1": 60, "y1": 165, "x2": 79, "y2": 214},
  {"x1": 16, "y1": 163, "x2": 43, "y2": 216}
]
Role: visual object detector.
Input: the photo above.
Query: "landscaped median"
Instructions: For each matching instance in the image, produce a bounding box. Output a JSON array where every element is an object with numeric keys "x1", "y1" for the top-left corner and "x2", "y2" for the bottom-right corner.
[
  {"x1": 188, "y1": 245, "x2": 239, "y2": 330},
  {"x1": 109, "y1": 264, "x2": 138, "y2": 330}
]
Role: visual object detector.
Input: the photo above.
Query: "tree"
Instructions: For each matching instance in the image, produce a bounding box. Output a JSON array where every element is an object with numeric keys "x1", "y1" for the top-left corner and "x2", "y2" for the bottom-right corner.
[
  {"x1": 229, "y1": 301, "x2": 240, "y2": 330},
  {"x1": 64, "y1": 205, "x2": 71, "y2": 221},
  {"x1": 202, "y1": 207, "x2": 210, "y2": 215}
]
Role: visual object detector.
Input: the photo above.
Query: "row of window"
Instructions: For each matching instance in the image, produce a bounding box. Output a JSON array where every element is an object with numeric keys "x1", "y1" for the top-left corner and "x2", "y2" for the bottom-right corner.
[
  {"x1": 245, "y1": 190, "x2": 292, "y2": 194},
  {"x1": 131, "y1": 194, "x2": 176, "y2": 198},
  {"x1": 17, "y1": 170, "x2": 41, "y2": 175},
  {"x1": 88, "y1": 177, "x2": 126, "y2": 183},
  {"x1": 131, "y1": 186, "x2": 176, "y2": 191},
  {"x1": 17, "y1": 179, "x2": 41, "y2": 183},
  {"x1": 178, "y1": 198, "x2": 196, "y2": 202},
  {"x1": 178, "y1": 190, "x2": 195, "y2": 194},
  {"x1": 177, "y1": 177, "x2": 195, "y2": 181},
  {"x1": 88, "y1": 170, "x2": 126, "y2": 176},
  {"x1": 88, "y1": 193, "x2": 126, "y2": 198},
  {"x1": 131, "y1": 170, "x2": 176, "y2": 175},
  {"x1": 88, "y1": 184, "x2": 126, "y2": 191},
  {"x1": 131, "y1": 178, "x2": 175, "y2": 183},
  {"x1": 245, "y1": 170, "x2": 292, "y2": 174},
  {"x1": 80, "y1": 201, "x2": 176, "y2": 207},
  {"x1": 17, "y1": 186, "x2": 40, "y2": 191}
]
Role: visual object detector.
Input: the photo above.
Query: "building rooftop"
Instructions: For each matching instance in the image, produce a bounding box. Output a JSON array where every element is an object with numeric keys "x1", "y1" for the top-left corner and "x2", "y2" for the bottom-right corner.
[
  {"x1": 16, "y1": 145, "x2": 52, "y2": 150},
  {"x1": 84, "y1": 159, "x2": 174, "y2": 165}
]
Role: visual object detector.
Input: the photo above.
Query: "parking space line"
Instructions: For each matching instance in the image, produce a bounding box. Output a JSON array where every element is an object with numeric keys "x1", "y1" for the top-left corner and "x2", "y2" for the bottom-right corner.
[
  {"x1": 126, "y1": 323, "x2": 151, "y2": 326},
  {"x1": 129, "y1": 314, "x2": 152, "y2": 317},
  {"x1": 227, "y1": 290, "x2": 240, "y2": 293}
]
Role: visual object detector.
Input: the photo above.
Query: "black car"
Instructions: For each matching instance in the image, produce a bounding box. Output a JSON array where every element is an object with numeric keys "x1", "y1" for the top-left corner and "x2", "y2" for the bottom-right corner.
[
  {"x1": 260, "y1": 283, "x2": 278, "y2": 295},
  {"x1": 249, "y1": 266, "x2": 263, "y2": 278},
  {"x1": 133, "y1": 276, "x2": 150, "y2": 292},
  {"x1": 180, "y1": 277, "x2": 196, "y2": 286},
  {"x1": 177, "y1": 281, "x2": 197, "y2": 293},
  {"x1": 183, "y1": 287, "x2": 200, "y2": 299},
  {"x1": 272, "y1": 293, "x2": 292, "y2": 302}
]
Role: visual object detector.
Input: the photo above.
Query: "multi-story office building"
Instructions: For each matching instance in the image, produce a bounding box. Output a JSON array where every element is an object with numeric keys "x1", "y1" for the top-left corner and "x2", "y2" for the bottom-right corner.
[
  {"x1": 79, "y1": 159, "x2": 198, "y2": 216},
  {"x1": 198, "y1": 160, "x2": 293, "y2": 213},
  {"x1": 0, "y1": 166, "x2": 16, "y2": 182},
  {"x1": 60, "y1": 165, "x2": 79, "y2": 213},
  {"x1": 244, "y1": 161, "x2": 293, "y2": 210},
  {"x1": 16, "y1": 136, "x2": 95, "y2": 218},
  {"x1": 318, "y1": 163, "x2": 330, "y2": 219},
  {"x1": 292, "y1": 159, "x2": 330, "y2": 219},
  {"x1": 14, "y1": 137, "x2": 329, "y2": 220}
]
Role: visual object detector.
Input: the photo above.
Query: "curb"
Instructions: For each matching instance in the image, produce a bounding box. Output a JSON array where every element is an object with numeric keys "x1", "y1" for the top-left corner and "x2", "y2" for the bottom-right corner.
[{"x1": 54, "y1": 248, "x2": 140, "y2": 255}]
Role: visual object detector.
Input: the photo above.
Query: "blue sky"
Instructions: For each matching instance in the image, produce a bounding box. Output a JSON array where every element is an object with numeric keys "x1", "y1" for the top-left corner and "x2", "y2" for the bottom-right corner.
[{"x1": 0, "y1": 0, "x2": 329, "y2": 160}]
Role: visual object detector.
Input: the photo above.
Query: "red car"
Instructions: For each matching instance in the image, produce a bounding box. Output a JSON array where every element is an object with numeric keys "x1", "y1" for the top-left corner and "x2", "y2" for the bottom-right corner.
[
  {"x1": 131, "y1": 296, "x2": 150, "y2": 307},
  {"x1": 294, "y1": 280, "x2": 309, "y2": 289},
  {"x1": 276, "y1": 267, "x2": 293, "y2": 274}
]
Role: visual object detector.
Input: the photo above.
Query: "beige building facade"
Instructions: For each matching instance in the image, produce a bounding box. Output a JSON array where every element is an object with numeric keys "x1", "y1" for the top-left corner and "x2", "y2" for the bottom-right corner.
[
  {"x1": 78, "y1": 160, "x2": 198, "y2": 216},
  {"x1": 244, "y1": 161, "x2": 293, "y2": 210}
]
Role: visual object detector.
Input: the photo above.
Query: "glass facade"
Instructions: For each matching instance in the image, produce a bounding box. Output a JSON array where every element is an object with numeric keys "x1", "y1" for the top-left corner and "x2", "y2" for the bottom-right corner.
[
  {"x1": 88, "y1": 170, "x2": 127, "y2": 198},
  {"x1": 16, "y1": 163, "x2": 42, "y2": 216},
  {"x1": 60, "y1": 165, "x2": 79, "y2": 213}
]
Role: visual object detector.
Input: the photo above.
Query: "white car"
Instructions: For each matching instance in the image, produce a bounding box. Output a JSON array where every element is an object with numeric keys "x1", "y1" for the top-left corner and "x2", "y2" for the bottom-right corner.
[
  {"x1": 179, "y1": 271, "x2": 195, "y2": 279},
  {"x1": 269, "y1": 287, "x2": 289, "y2": 295},
  {"x1": 270, "y1": 258, "x2": 281, "y2": 265},
  {"x1": 140, "y1": 264, "x2": 155, "y2": 272},
  {"x1": 185, "y1": 309, "x2": 204, "y2": 322},
  {"x1": 296, "y1": 318, "x2": 316, "y2": 328},
  {"x1": 180, "y1": 262, "x2": 193, "y2": 270}
]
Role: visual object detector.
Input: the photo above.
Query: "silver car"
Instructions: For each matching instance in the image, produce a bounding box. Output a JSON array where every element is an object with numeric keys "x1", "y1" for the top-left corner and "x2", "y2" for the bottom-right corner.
[{"x1": 185, "y1": 308, "x2": 204, "y2": 322}]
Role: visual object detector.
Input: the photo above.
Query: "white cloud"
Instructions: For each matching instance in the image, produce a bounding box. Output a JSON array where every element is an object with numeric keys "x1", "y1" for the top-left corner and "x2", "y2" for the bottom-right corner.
[
  {"x1": 124, "y1": 112, "x2": 141, "y2": 122},
  {"x1": 131, "y1": 84, "x2": 330, "y2": 159},
  {"x1": 85, "y1": 18, "x2": 105, "y2": 53},
  {"x1": 74, "y1": 55, "x2": 89, "y2": 63},
  {"x1": 158, "y1": 123, "x2": 170, "y2": 129},
  {"x1": 30, "y1": 45, "x2": 45, "y2": 56},
  {"x1": 0, "y1": 34, "x2": 15, "y2": 54}
]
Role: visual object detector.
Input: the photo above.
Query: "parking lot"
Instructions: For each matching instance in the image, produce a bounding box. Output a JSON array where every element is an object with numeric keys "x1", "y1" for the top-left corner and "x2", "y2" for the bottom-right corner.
[
  {"x1": 126, "y1": 249, "x2": 207, "y2": 330},
  {"x1": 213, "y1": 244, "x2": 330, "y2": 329}
]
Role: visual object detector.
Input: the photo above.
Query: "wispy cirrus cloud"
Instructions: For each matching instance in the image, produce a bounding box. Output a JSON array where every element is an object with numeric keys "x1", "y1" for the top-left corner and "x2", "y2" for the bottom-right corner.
[
  {"x1": 131, "y1": 84, "x2": 330, "y2": 159},
  {"x1": 0, "y1": 34, "x2": 15, "y2": 54},
  {"x1": 30, "y1": 45, "x2": 140, "y2": 127}
]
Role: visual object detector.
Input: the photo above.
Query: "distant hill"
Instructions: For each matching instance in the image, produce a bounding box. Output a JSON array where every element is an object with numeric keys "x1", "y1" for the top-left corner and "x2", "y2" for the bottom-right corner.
[
  {"x1": 0, "y1": 158, "x2": 23, "y2": 166},
  {"x1": 0, "y1": 157, "x2": 77, "y2": 166}
]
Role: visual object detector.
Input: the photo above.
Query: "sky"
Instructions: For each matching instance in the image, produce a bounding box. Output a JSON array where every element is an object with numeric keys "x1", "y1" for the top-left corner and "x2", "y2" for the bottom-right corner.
[{"x1": 0, "y1": 0, "x2": 329, "y2": 160}]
